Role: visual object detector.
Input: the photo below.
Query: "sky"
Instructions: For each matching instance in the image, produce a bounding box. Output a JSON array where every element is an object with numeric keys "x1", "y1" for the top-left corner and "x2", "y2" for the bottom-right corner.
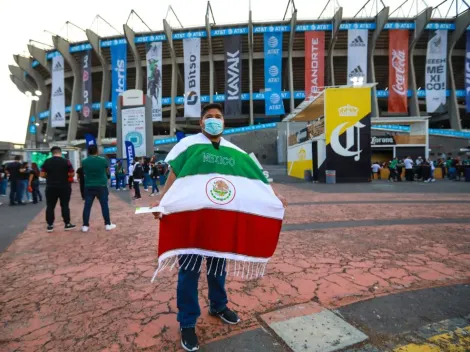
[{"x1": 0, "y1": 0, "x2": 448, "y2": 143}]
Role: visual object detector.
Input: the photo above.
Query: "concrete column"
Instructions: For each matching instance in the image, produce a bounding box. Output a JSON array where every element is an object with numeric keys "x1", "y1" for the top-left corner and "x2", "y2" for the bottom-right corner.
[
  {"x1": 205, "y1": 13, "x2": 214, "y2": 103},
  {"x1": 86, "y1": 29, "x2": 111, "y2": 146},
  {"x1": 248, "y1": 10, "x2": 254, "y2": 125},
  {"x1": 52, "y1": 35, "x2": 80, "y2": 144},
  {"x1": 287, "y1": 10, "x2": 297, "y2": 113},
  {"x1": 327, "y1": 8, "x2": 343, "y2": 86},
  {"x1": 409, "y1": 7, "x2": 432, "y2": 117},
  {"x1": 123, "y1": 24, "x2": 143, "y2": 90},
  {"x1": 163, "y1": 20, "x2": 177, "y2": 136},
  {"x1": 368, "y1": 7, "x2": 389, "y2": 117},
  {"x1": 447, "y1": 11, "x2": 470, "y2": 131},
  {"x1": 13, "y1": 55, "x2": 48, "y2": 145}
]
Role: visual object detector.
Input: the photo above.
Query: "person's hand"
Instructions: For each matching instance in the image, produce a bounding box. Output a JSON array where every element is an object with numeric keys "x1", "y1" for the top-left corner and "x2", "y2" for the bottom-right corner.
[
  {"x1": 150, "y1": 199, "x2": 161, "y2": 219},
  {"x1": 277, "y1": 194, "x2": 288, "y2": 208},
  {"x1": 28, "y1": 186, "x2": 33, "y2": 193}
]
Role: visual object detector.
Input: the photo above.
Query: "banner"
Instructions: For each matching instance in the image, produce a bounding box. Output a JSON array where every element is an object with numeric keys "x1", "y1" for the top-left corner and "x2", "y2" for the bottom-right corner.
[
  {"x1": 425, "y1": 30, "x2": 447, "y2": 113},
  {"x1": 81, "y1": 50, "x2": 92, "y2": 120},
  {"x1": 50, "y1": 55, "x2": 66, "y2": 127},
  {"x1": 466, "y1": 32, "x2": 470, "y2": 112},
  {"x1": 183, "y1": 38, "x2": 201, "y2": 118},
  {"x1": 264, "y1": 32, "x2": 285, "y2": 115},
  {"x1": 125, "y1": 141, "x2": 135, "y2": 175},
  {"x1": 122, "y1": 106, "x2": 146, "y2": 157},
  {"x1": 325, "y1": 87, "x2": 372, "y2": 182},
  {"x1": 224, "y1": 36, "x2": 242, "y2": 117},
  {"x1": 110, "y1": 158, "x2": 116, "y2": 187},
  {"x1": 388, "y1": 30, "x2": 409, "y2": 113},
  {"x1": 347, "y1": 29, "x2": 368, "y2": 85},
  {"x1": 84, "y1": 133, "x2": 96, "y2": 148},
  {"x1": 111, "y1": 43, "x2": 127, "y2": 123},
  {"x1": 304, "y1": 31, "x2": 325, "y2": 100},
  {"x1": 146, "y1": 42, "x2": 163, "y2": 121}
]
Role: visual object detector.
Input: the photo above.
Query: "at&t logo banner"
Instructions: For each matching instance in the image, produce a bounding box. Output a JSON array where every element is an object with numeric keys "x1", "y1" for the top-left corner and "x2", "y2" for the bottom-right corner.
[{"x1": 264, "y1": 32, "x2": 285, "y2": 115}]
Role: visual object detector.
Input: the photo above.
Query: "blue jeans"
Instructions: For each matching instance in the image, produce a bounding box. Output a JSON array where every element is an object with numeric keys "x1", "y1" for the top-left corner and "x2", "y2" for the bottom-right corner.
[
  {"x1": 9, "y1": 180, "x2": 21, "y2": 204},
  {"x1": 151, "y1": 178, "x2": 159, "y2": 193},
  {"x1": 22, "y1": 180, "x2": 30, "y2": 201},
  {"x1": 0, "y1": 179, "x2": 7, "y2": 195},
  {"x1": 32, "y1": 180, "x2": 42, "y2": 203},
  {"x1": 143, "y1": 173, "x2": 151, "y2": 190},
  {"x1": 177, "y1": 255, "x2": 228, "y2": 328},
  {"x1": 82, "y1": 186, "x2": 111, "y2": 226},
  {"x1": 116, "y1": 175, "x2": 125, "y2": 190}
]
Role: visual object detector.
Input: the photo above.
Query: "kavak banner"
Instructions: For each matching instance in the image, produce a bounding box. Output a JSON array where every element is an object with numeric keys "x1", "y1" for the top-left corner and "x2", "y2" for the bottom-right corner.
[
  {"x1": 325, "y1": 87, "x2": 372, "y2": 183},
  {"x1": 183, "y1": 38, "x2": 201, "y2": 118},
  {"x1": 466, "y1": 31, "x2": 470, "y2": 112},
  {"x1": 122, "y1": 106, "x2": 146, "y2": 157},
  {"x1": 224, "y1": 35, "x2": 242, "y2": 117},
  {"x1": 388, "y1": 30, "x2": 409, "y2": 113},
  {"x1": 111, "y1": 43, "x2": 127, "y2": 123},
  {"x1": 264, "y1": 32, "x2": 285, "y2": 115},
  {"x1": 50, "y1": 55, "x2": 66, "y2": 128},
  {"x1": 146, "y1": 42, "x2": 163, "y2": 121},
  {"x1": 347, "y1": 29, "x2": 368, "y2": 85},
  {"x1": 81, "y1": 50, "x2": 92, "y2": 120},
  {"x1": 425, "y1": 30, "x2": 447, "y2": 113},
  {"x1": 304, "y1": 31, "x2": 325, "y2": 100}
]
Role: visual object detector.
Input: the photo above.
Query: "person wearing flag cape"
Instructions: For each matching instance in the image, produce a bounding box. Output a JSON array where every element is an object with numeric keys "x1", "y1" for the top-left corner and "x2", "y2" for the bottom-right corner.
[{"x1": 150, "y1": 103, "x2": 287, "y2": 351}]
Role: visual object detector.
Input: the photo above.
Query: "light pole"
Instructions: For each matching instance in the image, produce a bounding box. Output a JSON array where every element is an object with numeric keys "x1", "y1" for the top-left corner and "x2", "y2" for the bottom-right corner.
[{"x1": 25, "y1": 90, "x2": 42, "y2": 148}]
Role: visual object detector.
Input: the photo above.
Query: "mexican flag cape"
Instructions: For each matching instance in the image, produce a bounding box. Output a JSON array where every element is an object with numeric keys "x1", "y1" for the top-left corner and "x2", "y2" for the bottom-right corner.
[{"x1": 151, "y1": 133, "x2": 285, "y2": 281}]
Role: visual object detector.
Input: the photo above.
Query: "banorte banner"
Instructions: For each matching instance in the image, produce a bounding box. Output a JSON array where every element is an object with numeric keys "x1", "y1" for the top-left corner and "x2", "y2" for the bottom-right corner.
[
  {"x1": 388, "y1": 30, "x2": 408, "y2": 113},
  {"x1": 146, "y1": 42, "x2": 163, "y2": 122},
  {"x1": 183, "y1": 38, "x2": 201, "y2": 118},
  {"x1": 304, "y1": 31, "x2": 325, "y2": 100},
  {"x1": 425, "y1": 30, "x2": 447, "y2": 113},
  {"x1": 81, "y1": 50, "x2": 92, "y2": 120}
]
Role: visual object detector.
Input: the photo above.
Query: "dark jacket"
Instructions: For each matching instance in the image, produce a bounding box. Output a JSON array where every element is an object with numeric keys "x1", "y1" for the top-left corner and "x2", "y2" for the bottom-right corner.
[{"x1": 133, "y1": 163, "x2": 144, "y2": 180}]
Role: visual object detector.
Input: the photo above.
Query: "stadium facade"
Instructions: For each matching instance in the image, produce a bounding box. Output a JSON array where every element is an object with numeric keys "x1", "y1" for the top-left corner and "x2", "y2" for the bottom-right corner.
[{"x1": 8, "y1": 6, "x2": 470, "y2": 152}]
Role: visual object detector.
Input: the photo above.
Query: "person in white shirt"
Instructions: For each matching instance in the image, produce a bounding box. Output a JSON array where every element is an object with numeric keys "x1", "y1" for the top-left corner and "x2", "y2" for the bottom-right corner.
[
  {"x1": 371, "y1": 162, "x2": 382, "y2": 180},
  {"x1": 404, "y1": 156, "x2": 414, "y2": 181},
  {"x1": 128, "y1": 161, "x2": 135, "y2": 190},
  {"x1": 425, "y1": 158, "x2": 436, "y2": 183}
]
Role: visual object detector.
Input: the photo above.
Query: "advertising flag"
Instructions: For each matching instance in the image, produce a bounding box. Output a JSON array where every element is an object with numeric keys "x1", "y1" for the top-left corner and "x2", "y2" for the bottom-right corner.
[
  {"x1": 81, "y1": 50, "x2": 92, "y2": 120},
  {"x1": 347, "y1": 29, "x2": 368, "y2": 85},
  {"x1": 125, "y1": 140, "x2": 135, "y2": 175},
  {"x1": 51, "y1": 55, "x2": 66, "y2": 128},
  {"x1": 224, "y1": 35, "x2": 242, "y2": 117},
  {"x1": 425, "y1": 30, "x2": 447, "y2": 113},
  {"x1": 466, "y1": 32, "x2": 470, "y2": 112},
  {"x1": 111, "y1": 43, "x2": 127, "y2": 123},
  {"x1": 146, "y1": 42, "x2": 163, "y2": 121},
  {"x1": 84, "y1": 133, "x2": 96, "y2": 148},
  {"x1": 122, "y1": 106, "x2": 146, "y2": 157},
  {"x1": 388, "y1": 30, "x2": 409, "y2": 113},
  {"x1": 304, "y1": 31, "x2": 325, "y2": 100},
  {"x1": 183, "y1": 38, "x2": 201, "y2": 118},
  {"x1": 264, "y1": 32, "x2": 285, "y2": 115}
]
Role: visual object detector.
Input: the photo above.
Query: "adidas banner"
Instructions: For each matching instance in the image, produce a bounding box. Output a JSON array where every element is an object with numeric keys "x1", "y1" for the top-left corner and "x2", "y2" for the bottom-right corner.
[
  {"x1": 425, "y1": 30, "x2": 447, "y2": 113},
  {"x1": 146, "y1": 42, "x2": 163, "y2": 122},
  {"x1": 466, "y1": 32, "x2": 470, "y2": 113},
  {"x1": 388, "y1": 30, "x2": 409, "y2": 113},
  {"x1": 183, "y1": 38, "x2": 201, "y2": 118},
  {"x1": 111, "y1": 43, "x2": 127, "y2": 123},
  {"x1": 347, "y1": 29, "x2": 368, "y2": 85},
  {"x1": 50, "y1": 55, "x2": 66, "y2": 128},
  {"x1": 81, "y1": 51, "x2": 92, "y2": 120},
  {"x1": 224, "y1": 35, "x2": 242, "y2": 117},
  {"x1": 305, "y1": 31, "x2": 325, "y2": 100},
  {"x1": 264, "y1": 32, "x2": 285, "y2": 115}
]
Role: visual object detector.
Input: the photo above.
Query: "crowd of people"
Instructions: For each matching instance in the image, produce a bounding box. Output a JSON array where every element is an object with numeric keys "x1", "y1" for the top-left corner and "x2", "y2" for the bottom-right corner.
[{"x1": 371, "y1": 156, "x2": 470, "y2": 183}]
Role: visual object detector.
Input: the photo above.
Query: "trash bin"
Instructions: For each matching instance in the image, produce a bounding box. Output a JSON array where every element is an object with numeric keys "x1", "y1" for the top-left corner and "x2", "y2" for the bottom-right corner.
[
  {"x1": 326, "y1": 170, "x2": 336, "y2": 184},
  {"x1": 465, "y1": 168, "x2": 470, "y2": 182},
  {"x1": 304, "y1": 170, "x2": 312, "y2": 181}
]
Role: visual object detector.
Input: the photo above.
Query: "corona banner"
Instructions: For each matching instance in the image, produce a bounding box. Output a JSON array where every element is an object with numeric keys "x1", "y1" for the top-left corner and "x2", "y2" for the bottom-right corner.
[{"x1": 325, "y1": 87, "x2": 372, "y2": 182}]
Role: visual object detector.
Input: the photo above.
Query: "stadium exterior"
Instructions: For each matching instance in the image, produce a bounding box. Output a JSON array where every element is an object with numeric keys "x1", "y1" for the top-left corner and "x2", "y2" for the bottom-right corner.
[{"x1": 8, "y1": 6, "x2": 470, "y2": 152}]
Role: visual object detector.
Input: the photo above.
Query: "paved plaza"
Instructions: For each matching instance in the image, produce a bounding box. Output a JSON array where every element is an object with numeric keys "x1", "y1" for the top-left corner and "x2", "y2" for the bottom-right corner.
[{"x1": 0, "y1": 179, "x2": 469, "y2": 351}]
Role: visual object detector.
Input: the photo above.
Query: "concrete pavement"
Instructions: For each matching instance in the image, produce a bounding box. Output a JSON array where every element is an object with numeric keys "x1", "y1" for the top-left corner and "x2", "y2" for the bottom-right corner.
[{"x1": 0, "y1": 180, "x2": 469, "y2": 351}]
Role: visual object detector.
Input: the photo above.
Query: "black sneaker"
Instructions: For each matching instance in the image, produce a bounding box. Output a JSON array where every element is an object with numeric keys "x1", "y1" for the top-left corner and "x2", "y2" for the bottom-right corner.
[
  {"x1": 209, "y1": 307, "x2": 240, "y2": 325},
  {"x1": 64, "y1": 224, "x2": 76, "y2": 231},
  {"x1": 180, "y1": 328, "x2": 199, "y2": 351},
  {"x1": 47, "y1": 225, "x2": 54, "y2": 233}
]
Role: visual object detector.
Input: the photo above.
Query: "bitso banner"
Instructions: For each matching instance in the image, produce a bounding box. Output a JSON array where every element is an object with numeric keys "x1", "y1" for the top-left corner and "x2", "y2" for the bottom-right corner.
[
  {"x1": 466, "y1": 32, "x2": 470, "y2": 112},
  {"x1": 347, "y1": 29, "x2": 368, "y2": 85},
  {"x1": 325, "y1": 87, "x2": 372, "y2": 182},
  {"x1": 183, "y1": 38, "x2": 201, "y2": 118},
  {"x1": 50, "y1": 55, "x2": 66, "y2": 128},
  {"x1": 224, "y1": 36, "x2": 242, "y2": 117},
  {"x1": 425, "y1": 30, "x2": 447, "y2": 113},
  {"x1": 121, "y1": 107, "x2": 146, "y2": 157},
  {"x1": 388, "y1": 30, "x2": 409, "y2": 113},
  {"x1": 304, "y1": 31, "x2": 325, "y2": 100},
  {"x1": 111, "y1": 43, "x2": 127, "y2": 123},
  {"x1": 146, "y1": 42, "x2": 163, "y2": 121},
  {"x1": 81, "y1": 51, "x2": 92, "y2": 120},
  {"x1": 264, "y1": 32, "x2": 285, "y2": 115}
]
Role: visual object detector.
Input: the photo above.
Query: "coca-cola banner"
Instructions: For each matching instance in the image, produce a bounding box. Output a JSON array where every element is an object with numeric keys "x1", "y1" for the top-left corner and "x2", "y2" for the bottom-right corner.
[
  {"x1": 388, "y1": 30, "x2": 408, "y2": 113},
  {"x1": 305, "y1": 31, "x2": 325, "y2": 100}
]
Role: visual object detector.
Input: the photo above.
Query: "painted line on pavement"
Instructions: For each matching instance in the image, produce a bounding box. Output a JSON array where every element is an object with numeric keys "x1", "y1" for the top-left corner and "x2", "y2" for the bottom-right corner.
[{"x1": 290, "y1": 200, "x2": 470, "y2": 206}]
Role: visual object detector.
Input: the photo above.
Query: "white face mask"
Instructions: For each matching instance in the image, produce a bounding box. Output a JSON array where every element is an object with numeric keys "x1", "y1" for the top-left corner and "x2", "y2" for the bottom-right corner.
[{"x1": 203, "y1": 118, "x2": 224, "y2": 136}]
